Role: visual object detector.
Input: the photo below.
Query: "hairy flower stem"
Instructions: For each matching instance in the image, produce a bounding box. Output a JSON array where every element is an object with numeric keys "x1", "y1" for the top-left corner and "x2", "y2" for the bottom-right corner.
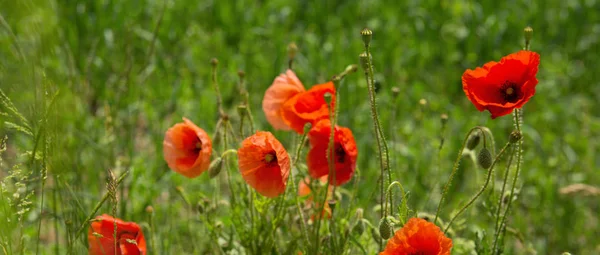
[
  {"x1": 289, "y1": 132, "x2": 310, "y2": 249},
  {"x1": 74, "y1": 171, "x2": 129, "y2": 239},
  {"x1": 360, "y1": 31, "x2": 391, "y2": 250},
  {"x1": 444, "y1": 142, "x2": 511, "y2": 234},
  {"x1": 434, "y1": 126, "x2": 488, "y2": 223},
  {"x1": 492, "y1": 109, "x2": 524, "y2": 252},
  {"x1": 492, "y1": 145, "x2": 515, "y2": 239},
  {"x1": 210, "y1": 58, "x2": 225, "y2": 117}
]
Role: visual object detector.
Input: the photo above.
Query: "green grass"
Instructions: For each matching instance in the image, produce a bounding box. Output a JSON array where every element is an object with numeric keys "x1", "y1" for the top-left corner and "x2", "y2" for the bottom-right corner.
[{"x1": 1, "y1": 0, "x2": 599, "y2": 254}]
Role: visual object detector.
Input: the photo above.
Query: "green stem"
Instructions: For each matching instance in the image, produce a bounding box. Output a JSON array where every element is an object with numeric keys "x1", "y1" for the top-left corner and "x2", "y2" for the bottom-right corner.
[
  {"x1": 492, "y1": 145, "x2": 515, "y2": 239},
  {"x1": 289, "y1": 133, "x2": 310, "y2": 250},
  {"x1": 434, "y1": 126, "x2": 488, "y2": 223},
  {"x1": 444, "y1": 142, "x2": 510, "y2": 233},
  {"x1": 492, "y1": 109, "x2": 524, "y2": 253}
]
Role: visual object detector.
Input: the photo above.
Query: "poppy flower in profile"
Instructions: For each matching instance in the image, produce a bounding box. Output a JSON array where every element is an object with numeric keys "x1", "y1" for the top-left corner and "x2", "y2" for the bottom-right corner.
[
  {"x1": 298, "y1": 176, "x2": 332, "y2": 219},
  {"x1": 462, "y1": 50, "x2": 540, "y2": 119},
  {"x1": 380, "y1": 217, "x2": 452, "y2": 255},
  {"x1": 281, "y1": 82, "x2": 335, "y2": 134},
  {"x1": 262, "y1": 69, "x2": 306, "y2": 130},
  {"x1": 238, "y1": 131, "x2": 291, "y2": 198},
  {"x1": 88, "y1": 214, "x2": 147, "y2": 255},
  {"x1": 307, "y1": 119, "x2": 357, "y2": 186},
  {"x1": 163, "y1": 117, "x2": 212, "y2": 178}
]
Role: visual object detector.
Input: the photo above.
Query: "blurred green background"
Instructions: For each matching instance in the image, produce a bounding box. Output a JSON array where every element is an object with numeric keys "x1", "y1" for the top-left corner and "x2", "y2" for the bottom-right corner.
[{"x1": 1, "y1": 0, "x2": 599, "y2": 254}]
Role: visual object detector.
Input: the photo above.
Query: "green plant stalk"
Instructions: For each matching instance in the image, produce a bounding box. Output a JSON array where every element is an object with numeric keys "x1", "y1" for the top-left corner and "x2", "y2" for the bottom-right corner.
[
  {"x1": 444, "y1": 142, "x2": 510, "y2": 233},
  {"x1": 493, "y1": 109, "x2": 524, "y2": 253},
  {"x1": 361, "y1": 47, "x2": 390, "y2": 250},
  {"x1": 492, "y1": 145, "x2": 515, "y2": 239},
  {"x1": 288, "y1": 133, "x2": 310, "y2": 250},
  {"x1": 434, "y1": 126, "x2": 488, "y2": 223},
  {"x1": 222, "y1": 120, "x2": 237, "y2": 206},
  {"x1": 74, "y1": 170, "x2": 129, "y2": 240}
]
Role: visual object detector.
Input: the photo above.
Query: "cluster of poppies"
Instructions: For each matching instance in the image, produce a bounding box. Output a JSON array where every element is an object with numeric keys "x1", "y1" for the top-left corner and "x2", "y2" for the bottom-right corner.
[{"x1": 87, "y1": 49, "x2": 539, "y2": 255}]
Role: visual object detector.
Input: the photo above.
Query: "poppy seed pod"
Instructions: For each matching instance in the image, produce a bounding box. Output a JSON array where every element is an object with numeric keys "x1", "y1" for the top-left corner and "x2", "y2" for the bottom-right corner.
[
  {"x1": 360, "y1": 28, "x2": 372, "y2": 47},
  {"x1": 478, "y1": 148, "x2": 493, "y2": 169},
  {"x1": 359, "y1": 52, "x2": 370, "y2": 71},
  {"x1": 379, "y1": 217, "x2": 393, "y2": 240},
  {"x1": 466, "y1": 133, "x2": 481, "y2": 150},
  {"x1": 524, "y1": 27, "x2": 533, "y2": 44},
  {"x1": 287, "y1": 42, "x2": 298, "y2": 60}
]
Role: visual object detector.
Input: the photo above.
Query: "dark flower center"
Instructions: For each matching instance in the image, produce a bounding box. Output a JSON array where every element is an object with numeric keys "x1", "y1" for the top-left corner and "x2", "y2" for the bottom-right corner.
[
  {"x1": 192, "y1": 137, "x2": 202, "y2": 154},
  {"x1": 500, "y1": 81, "x2": 520, "y2": 103},
  {"x1": 264, "y1": 151, "x2": 278, "y2": 165},
  {"x1": 335, "y1": 144, "x2": 346, "y2": 163}
]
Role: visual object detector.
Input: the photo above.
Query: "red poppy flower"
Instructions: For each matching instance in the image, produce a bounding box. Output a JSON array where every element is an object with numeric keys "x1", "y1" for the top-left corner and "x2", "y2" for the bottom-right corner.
[
  {"x1": 262, "y1": 69, "x2": 306, "y2": 130},
  {"x1": 380, "y1": 217, "x2": 452, "y2": 255},
  {"x1": 462, "y1": 50, "x2": 540, "y2": 119},
  {"x1": 88, "y1": 214, "x2": 147, "y2": 255},
  {"x1": 163, "y1": 118, "x2": 212, "y2": 178},
  {"x1": 298, "y1": 176, "x2": 332, "y2": 219},
  {"x1": 238, "y1": 131, "x2": 291, "y2": 198},
  {"x1": 280, "y1": 82, "x2": 335, "y2": 134},
  {"x1": 307, "y1": 119, "x2": 357, "y2": 186}
]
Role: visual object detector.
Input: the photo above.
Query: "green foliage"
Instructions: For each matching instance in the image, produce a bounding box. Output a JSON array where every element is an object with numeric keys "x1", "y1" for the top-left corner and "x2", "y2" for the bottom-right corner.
[{"x1": 1, "y1": 0, "x2": 599, "y2": 254}]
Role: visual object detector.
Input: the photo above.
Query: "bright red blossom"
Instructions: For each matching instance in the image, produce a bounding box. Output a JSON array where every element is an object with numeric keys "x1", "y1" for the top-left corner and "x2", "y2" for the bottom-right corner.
[
  {"x1": 380, "y1": 217, "x2": 452, "y2": 255},
  {"x1": 307, "y1": 119, "x2": 357, "y2": 186},
  {"x1": 88, "y1": 214, "x2": 147, "y2": 255},
  {"x1": 262, "y1": 69, "x2": 306, "y2": 130},
  {"x1": 163, "y1": 118, "x2": 212, "y2": 178},
  {"x1": 281, "y1": 82, "x2": 335, "y2": 134},
  {"x1": 237, "y1": 131, "x2": 291, "y2": 198},
  {"x1": 462, "y1": 50, "x2": 540, "y2": 119}
]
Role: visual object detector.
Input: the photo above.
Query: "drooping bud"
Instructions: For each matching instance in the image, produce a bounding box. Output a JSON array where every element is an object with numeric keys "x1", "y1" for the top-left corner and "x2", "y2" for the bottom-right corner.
[
  {"x1": 360, "y1": 28, "x2": 373, "y2": 47},
  {"x1": 352, "y1": 219, "x2": 366, "y2": 236},
  {"x1": 477, "y1": 148, "x2": 493, "y2": 169},
  {"x1": 370, "y1": 226, "x2": 382, "y2": 243},
  {"x1": 466, "y1": 132, "x2": 481, "y2": 150},
  {"x1": 378, "y1": 217, "x2": 393, "y2": 240},
  {"x1": 509, "y1": 130, "x2": 522, "y2": 144},
  {"x1": 208, "y1": 157, "x2": 224, "y2": 178}
]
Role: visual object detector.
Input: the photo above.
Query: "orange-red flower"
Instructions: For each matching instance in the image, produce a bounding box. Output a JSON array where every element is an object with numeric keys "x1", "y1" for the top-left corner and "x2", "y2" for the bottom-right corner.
[
  {"x1": 281, "y1": 82, "x2": 335, "y2": 134},
  {"x1": 163, "y1": 117, "x2": 212, "y2": 178},
  {"x1": 462, "y1": 50, "x2": 540, "y2": 119},
  {"x1": 298, "y1": 176, "x2": 332, "y2": 219},
  {"x1": 262, "y1": 69, "x2": 306, "y2": 130},
  {"x1": 307, "y1": 119, "x2": 357, "y2": 186},
  {"x1": 238, "y1": 131, "x2": 291, "y2": 198},
  {"x1": 88, "y1": 214, "x2": 147, "y2": 255},
  {"x1": 380, "y1": 217, "x2": 452, "y2": 255}
]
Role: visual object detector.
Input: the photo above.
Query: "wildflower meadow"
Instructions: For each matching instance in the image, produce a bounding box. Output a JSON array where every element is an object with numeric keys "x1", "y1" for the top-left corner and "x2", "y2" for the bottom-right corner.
[{"x1": 1, "y1": 0, "x2": 599, "y2": 254}]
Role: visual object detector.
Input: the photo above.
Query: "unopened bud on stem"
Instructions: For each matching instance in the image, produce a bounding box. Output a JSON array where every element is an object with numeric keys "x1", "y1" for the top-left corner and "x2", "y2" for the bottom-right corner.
[
  {"x1": 477, "y1": 148, "x2": 493, "y2": 169},
  {"x1": 509, "y1": 130, "x2": 522, "y2": 144},
  {"x1": 360, "y1": 28, "x2": 373, "y2": 47}
]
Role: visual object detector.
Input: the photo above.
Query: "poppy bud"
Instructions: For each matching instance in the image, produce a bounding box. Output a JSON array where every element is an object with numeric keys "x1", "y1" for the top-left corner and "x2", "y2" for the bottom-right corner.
[
  {"x1": 466, "y1": 133, "x2": 481, "y2": 150},
  {"x1": 477, "y1": 148, "x2": 493, "y2": 169},
  {"x1": 145, "y1": 206, "x2": 154, "y2": 213},
  {"x1": 352, "y1": 219, "x2": 366, "y2": 236},
  {"x1": 288, "y1": 42, "x2": 298, "y2": 60},
  {"x1": 210, "y1": 58, "x2": 219, "y2": 66},
  {"x1": 359, "y1": 52, "x2": 370, "y2": 71},
  {"x1": 345, "y1": 64, "x2": 358, "y2": 74},
  {"x1": 378, "y1": 217, "x2": 393, "y2": 240},
  {"x1": 509, "y1": 130, "x2": 522, "y2": 144},
  {"x1": 360, "y1": 28, "x2": 373, "y2": 47},
  {"x1": 208, "y1": 157, "x2": 224, "y2": 178}
]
